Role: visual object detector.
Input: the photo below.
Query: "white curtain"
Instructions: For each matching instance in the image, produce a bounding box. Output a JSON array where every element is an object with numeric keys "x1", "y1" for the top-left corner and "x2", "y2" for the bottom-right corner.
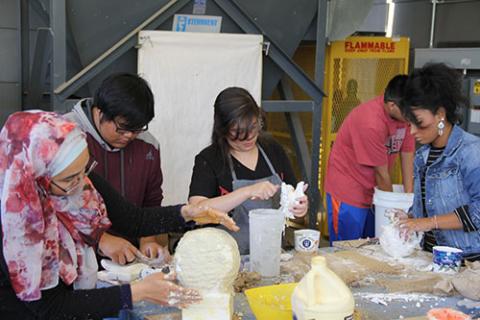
[{"x1": 138, "y1": 31, "x2": 263, "y2": 205}]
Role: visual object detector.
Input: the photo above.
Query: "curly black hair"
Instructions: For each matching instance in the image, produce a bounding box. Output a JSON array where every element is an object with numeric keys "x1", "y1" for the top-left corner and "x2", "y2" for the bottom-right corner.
[{"x1": 400, "y1": 63, "x2": 467, "y2": 126}]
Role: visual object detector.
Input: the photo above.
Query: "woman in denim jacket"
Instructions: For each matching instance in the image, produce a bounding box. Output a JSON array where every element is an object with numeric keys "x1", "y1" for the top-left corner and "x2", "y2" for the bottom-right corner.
[{"x1": 397, "y1": 63, "x2": 480, "y2": 261}]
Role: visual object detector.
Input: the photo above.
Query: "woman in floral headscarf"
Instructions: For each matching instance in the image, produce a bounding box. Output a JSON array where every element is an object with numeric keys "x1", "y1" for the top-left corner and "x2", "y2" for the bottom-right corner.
[{"x1": 0, "y1": 111, "x2": 237, "y2": 319}]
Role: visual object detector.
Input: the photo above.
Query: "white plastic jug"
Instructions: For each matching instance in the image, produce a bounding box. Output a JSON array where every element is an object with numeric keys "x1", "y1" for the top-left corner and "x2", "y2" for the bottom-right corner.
[
  {"x1": 249, "y1": 208, "x2": 284, "y2": 277},
  {"x1": 372, "y1": 185, "x2": 413, "y2": 238},
  {"x1": 291, "y1": 256, "x2": 354, "y2": 320}
]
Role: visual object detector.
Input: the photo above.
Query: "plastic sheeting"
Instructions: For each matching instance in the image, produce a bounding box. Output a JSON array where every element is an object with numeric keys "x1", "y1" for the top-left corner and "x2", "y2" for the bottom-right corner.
[{"x1": 138, "y1": 31, "x2": 263, "y2": 205}]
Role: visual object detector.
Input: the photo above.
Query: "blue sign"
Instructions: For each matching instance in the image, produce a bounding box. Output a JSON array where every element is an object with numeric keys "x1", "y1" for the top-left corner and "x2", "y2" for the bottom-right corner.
[{"x1": 173, "y1": 14, "x2": 222, "y2": 33}]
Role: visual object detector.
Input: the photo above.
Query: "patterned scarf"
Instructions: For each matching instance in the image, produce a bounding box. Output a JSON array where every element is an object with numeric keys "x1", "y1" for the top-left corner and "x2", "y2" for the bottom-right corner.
[{"x1": 0, "y1": 111, "x2": 111, "y2": 301}]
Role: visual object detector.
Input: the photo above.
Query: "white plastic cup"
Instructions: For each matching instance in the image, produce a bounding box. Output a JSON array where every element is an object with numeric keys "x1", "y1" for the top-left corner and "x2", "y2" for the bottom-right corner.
[
  {"x1": 372, "y1": 185, "x2": 413, "y2": 238},
  {"x1": 294, "y1": 229, "x2": 320, "y2": 253},
  {"x1": 249, "y1": 208, "x2": 284, "y2": 277}
]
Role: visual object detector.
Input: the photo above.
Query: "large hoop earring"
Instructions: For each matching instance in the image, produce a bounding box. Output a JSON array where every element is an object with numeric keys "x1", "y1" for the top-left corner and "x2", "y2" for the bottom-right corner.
[{"x1": 437, "y1": 118, "x2": 445, "y2": 136}]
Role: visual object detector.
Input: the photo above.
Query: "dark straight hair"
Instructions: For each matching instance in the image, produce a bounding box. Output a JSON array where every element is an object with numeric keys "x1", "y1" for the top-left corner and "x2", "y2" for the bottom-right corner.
[
  {"x1": 383, "y1": 74, "x2": 408, "y2": 106},
  {"x1": 93, "y1": 73, "x2": 155, "y2": 129},
  {"x1": 400, "y1": 63, "x2": 466, "y2": 126},
  {"x1": 211, "y1": 87, "x2": 266, "y2": 163}
]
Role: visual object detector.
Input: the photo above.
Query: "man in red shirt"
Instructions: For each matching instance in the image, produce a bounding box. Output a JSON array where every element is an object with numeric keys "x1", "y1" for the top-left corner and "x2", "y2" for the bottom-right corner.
[
  {"x1": 325, "y1": 75, "x2": 414, "y2": 244},
  {"x1": 66, "y1": 73, "x2": 166, "y2": 264}
]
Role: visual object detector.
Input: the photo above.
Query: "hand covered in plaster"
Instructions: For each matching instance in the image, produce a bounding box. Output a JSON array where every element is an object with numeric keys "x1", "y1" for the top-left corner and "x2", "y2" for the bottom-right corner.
[
  {"x1": 181, "y1": 205, "x2": 240, "y2": 232},
  {"x1": 131, "y1": 271, "x2": 202, "y2": 308},
  {"x1": 290, "y1": 184, "x2": 309, "y2": 217},
  {"x1": 98, "y1": 232, "x2": 139, "y2": 265},
  {"x1": 247, "y1": 181, "x2": 280, "y2": 200},
  {"x1": 387, "y1": 208, "x2": 410, "y2": 222},
  {"x1": 139, "y1": 241, "x2": 171, "y2": 262},
  {"x1": 397, "y1": 217, "x2": 433, "y2": 240}
]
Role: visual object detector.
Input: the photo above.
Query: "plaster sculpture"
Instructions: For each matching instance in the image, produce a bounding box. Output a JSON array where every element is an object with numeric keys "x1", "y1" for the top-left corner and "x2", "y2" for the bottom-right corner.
[{"x1": 174, "y1": 228, "x2": 241, "y2": 320}]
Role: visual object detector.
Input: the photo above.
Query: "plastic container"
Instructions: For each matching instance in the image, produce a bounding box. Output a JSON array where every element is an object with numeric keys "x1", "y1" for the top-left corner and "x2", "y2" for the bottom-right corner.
[
  {"x1": 294, "y1": 229, "x2": 320, "y2": 253},
  {"x1": 432, "y1": 246, "x2": 463, "y2": 273},
  {"x1": 245, "y1": 283, "x2": 297, "y2": 320},
  {"x1": 291, "y1": 256, "x2": 354, "y2": 320},
  {"x1": 372, "y1": 184, "x2": 413, "y2": 238},
  {"x1": 249, "y1": 208, "x2": 284, "y2": 277}
]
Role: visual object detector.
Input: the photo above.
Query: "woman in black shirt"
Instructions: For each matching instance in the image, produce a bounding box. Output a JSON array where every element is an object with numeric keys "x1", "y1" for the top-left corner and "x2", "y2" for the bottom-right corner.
[{"x1": 189, "y1": 87, "x2": 308, "y2": 254}]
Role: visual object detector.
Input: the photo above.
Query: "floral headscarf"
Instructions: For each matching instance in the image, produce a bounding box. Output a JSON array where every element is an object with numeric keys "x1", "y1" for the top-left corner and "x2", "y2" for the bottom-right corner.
[{"x1": 0, "y1": 111, "x2": 111, "y2": 301}]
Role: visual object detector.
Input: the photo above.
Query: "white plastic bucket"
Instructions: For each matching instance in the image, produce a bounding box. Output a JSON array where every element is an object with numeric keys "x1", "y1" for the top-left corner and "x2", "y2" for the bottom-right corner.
[{"x1": 372, "y1": 185, "x2": 413, "y2": 238}]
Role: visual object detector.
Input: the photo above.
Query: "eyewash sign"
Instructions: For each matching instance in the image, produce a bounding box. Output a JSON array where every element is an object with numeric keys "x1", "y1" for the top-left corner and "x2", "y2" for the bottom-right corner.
[{"x1": 173, "y1": 14, "x2": 222, "y2": 33}]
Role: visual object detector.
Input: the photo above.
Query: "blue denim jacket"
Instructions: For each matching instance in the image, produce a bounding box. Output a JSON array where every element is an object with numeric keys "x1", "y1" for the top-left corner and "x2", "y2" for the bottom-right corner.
[{"x1": 412, "y1": 125, "x2": 480, "y2": 255}]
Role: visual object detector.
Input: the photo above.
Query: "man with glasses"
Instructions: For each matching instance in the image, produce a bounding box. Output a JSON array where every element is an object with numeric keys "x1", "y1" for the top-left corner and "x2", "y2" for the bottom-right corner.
[{"x1": 66, "y1": 73, "x2": 167, "y2": 265}]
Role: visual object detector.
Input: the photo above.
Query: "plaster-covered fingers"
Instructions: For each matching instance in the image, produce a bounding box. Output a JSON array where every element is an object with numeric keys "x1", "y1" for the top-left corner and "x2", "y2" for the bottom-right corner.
[
  {"x1": 291, "y1": 195, "x2": 309, "y2": 217},
  {"x1": 134, "y1": 273, "x2": 190, "y2": 306},
  {"x1": 167, "y1": 285, "x2": 202, "y2": 307},
  {"x1": 397, "y1": 219, "x2": 419, "y2": 239},
  {"x1": 181, "y1": 288, "x2": 202, "y2": 301},
  {"x1": 400, "y1": 227, "x2": 413, "y2": 241},
  {"x1": 388, "y1": 208, "x2": 409, "y2": 223}
]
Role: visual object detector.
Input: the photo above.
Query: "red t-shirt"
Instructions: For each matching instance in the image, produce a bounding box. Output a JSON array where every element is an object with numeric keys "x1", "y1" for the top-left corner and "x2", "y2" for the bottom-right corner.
[{"x1": 325, "y1": 96, "x2": 414, "y2": 208}]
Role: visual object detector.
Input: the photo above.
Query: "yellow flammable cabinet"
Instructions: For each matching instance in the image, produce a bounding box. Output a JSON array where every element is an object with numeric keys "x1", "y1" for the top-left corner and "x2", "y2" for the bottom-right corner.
[{"x1": 319, "y1": 36, "x2": 410, "y2": 236}]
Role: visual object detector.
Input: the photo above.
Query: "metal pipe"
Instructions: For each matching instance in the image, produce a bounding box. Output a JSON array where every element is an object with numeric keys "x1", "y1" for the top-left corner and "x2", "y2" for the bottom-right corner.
[
  {"x1": 429, "y1": 0, "x2": 437, "y2": 48},
  {"x1": 311, "y1": 0, "x2": 328, "y2": 230},
  {"x1": 50, "y1": 0, "x2": 66, "y2": 109},
  {"x1": 213, "y1": 0, "x2": 325, "y2": 103},
  {"x1": 437, "y1": 0, "x2": 479, "y2": 3},
  {"x1": 20, "y1": 0, "x2": 30, "y2": 108}
]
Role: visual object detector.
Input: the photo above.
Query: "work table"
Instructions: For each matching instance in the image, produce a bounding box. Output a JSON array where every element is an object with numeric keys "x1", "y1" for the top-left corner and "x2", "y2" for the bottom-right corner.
[{"x1": 110, "y1": 242, "x2": 480, "y2": 320}]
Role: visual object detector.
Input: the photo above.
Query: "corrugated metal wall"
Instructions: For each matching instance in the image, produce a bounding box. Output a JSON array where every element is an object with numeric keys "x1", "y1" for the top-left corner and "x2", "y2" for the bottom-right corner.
[
  {"x1": 0, "y1": 0, "x2": 22, "y2": 124},
  {"x1": 393, "y1": 0, "x2": 480, "y2": 49}
]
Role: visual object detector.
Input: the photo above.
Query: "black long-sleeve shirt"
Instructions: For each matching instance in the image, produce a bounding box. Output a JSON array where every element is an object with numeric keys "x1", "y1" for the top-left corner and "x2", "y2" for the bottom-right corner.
[{"x1": 0, "y1": 172, "x2": 186, "y2": 320}]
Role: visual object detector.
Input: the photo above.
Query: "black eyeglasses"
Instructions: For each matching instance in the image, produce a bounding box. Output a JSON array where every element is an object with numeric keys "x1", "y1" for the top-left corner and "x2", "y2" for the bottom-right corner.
[
  {"x1": 112, "y1": 119, "x2": 148, "y2": 135},
  {"x1": 51, "y1": 160, "x2": 98, "y2": 194},
  {"x1": 228, "y1": 120, "x2": 263, "y2": 140}
]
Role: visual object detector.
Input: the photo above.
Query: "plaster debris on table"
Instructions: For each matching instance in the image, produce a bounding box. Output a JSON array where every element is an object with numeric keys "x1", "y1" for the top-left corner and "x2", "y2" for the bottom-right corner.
[{"x1": 354, "y1": 292, "x2": 443, "y2": 306}]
